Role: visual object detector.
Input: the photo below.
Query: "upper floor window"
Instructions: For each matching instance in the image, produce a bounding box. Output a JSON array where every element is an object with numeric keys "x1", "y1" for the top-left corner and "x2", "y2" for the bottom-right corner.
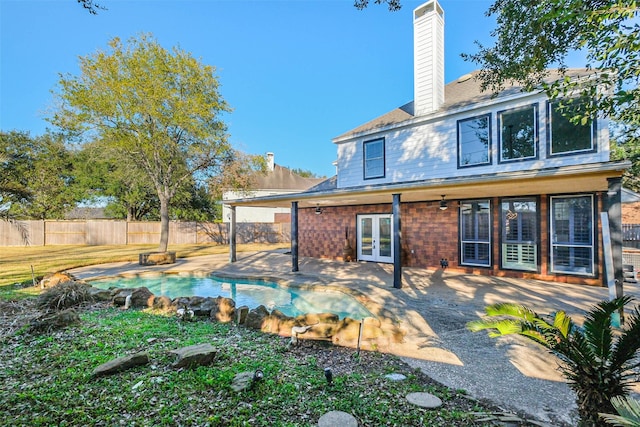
[
  {"x1": 363, "y1": 138, "x2": 385, "y2": 179},
  {"x1": 458, "y1": 114, "x2": 491, "y2": 168},
  {"x1": 548, "y1": 100, "x2": 595, "y2": 156},
  {"x1": 498, "y1": 104, "x2": 537, "y2": 162}
]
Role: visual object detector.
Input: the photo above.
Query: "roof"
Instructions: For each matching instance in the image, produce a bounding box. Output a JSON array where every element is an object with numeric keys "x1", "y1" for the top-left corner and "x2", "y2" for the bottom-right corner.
[
  {"x1": 335, "y1": 68, "x2": 596, "y2": 141},
  {"x1": 252, "y1": 164, "x2": 325, "y2": 191}
]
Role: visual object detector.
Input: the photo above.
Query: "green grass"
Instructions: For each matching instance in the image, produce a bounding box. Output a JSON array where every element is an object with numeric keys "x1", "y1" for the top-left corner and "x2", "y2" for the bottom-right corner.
[
  {"x1": 0, "y1": 308, "x2": 494, "y2": 426},
  {"x1": 0, "y1": 243, "x2": 287, "y2": 299}
]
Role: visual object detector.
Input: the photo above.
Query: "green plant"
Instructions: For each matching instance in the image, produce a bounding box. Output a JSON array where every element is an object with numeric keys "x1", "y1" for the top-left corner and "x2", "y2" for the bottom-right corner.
[
  {"x1": 467, "y1": 296, "x2": 640, "y2": 427},
  {"x1": 600, "y1": 396, "x2": 640, "y2": 426}
]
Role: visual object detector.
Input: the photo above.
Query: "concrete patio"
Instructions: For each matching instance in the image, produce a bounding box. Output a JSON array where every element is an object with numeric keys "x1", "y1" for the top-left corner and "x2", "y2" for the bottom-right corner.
[{"x1": 69, "y1": 250, "x2": 640, "y2": 426}]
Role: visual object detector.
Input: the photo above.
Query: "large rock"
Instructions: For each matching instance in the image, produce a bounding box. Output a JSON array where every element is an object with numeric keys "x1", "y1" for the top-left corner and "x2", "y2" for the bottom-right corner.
[
  {"x1": 87, "y1": 287, "x2": 112, "y2": 302},
  {"x1": 210, "y1": 296, "x2": 236, "y2": 323},
  {"x1": 190, "y1": 297, "x2": 217, "y2": 317},
  {"x1": 39, "y1": 272, "x2": 76, "y2": 289},
  {"x1": 170, "y1": 343, "x2": 216, "y2": 368},
  {"x1": 92, "y1": 351, "x2": 150, "y2": 377},
  {"x1": 235, "y1": 305, "x2": 249, "y2": 325},
  {"x1": 112, "y1": 287, "x2": 154, "y2": 308},
  {"x1": 139, "y1": 251, "x2": 176, "y2": 266},
  {"x1": 152, "y1": 295, "x2": 175, "y2": 312},
  {"x1": 244, "y1": 305, "x2": 269, "y2": 329},
  {"x1": 266, "y1": 310, "x2": 295, "y2": 334},
  {"x1": 294, "y1": 312, "x2": 339, "y2": 325}
]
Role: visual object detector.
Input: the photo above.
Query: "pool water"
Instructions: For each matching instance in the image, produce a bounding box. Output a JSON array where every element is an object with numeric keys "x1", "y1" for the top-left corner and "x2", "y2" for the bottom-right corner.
[{"x1": 92, "y1": 275, "x2": 373, "y2": 320}]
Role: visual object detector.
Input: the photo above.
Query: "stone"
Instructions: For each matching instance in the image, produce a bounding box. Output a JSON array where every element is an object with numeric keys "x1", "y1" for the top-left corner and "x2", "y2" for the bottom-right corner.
[
  {"x1": 385, "y1": 373, "x2": 407, "y2": 381},
  {"x1": 265, "y1": 310, "x2": 295, "y2": 334},
  {"x1": 112, "y1": 287, "x2": 154, "y2": 308},
  {"x1": 294, "y1": 312, "x2": 339, "y2": 325},
  {"x1": 190, "y1": 296, "x2": 217, "y2": 317},
  {"x1": 152, "y1": 295, "x2": 174, "y2": 311},
  {"x1": 170, "y1": 343, "x2": 216, "y2": 368},
  {"x1": 235, "y1": 305, "x2": 249, "y2": 325},
  {"x1": 39, "y1": 272, "x2": 76, "y2": 289},
  {"x1": 318, "y1": 411, "x2": 358, "y2": 427},
  {"x1": 211, "y1": 296, "x2": 236, "y2": 323},
  {"x1": 92, "y1": 351, "x2": 150, "y2": 377},
  {"x1": 244, "y1": 305, "x2": 269, "y2": 329},
  {"x1": 406, "y1": 392, "x2": 443, "y2": 409},
  {"x1": 139, "y1": 251, "x2": 176, "y2": 266},
  {"x1": 231, "y1": 370, "x2": 263, "y2": 392},
  {"x1": 87, "y1": 287, "x2": 112, "y2": 302}
]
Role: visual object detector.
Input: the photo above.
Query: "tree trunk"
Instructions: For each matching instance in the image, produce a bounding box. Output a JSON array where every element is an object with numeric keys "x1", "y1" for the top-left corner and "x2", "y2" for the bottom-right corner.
[{"x1": 158, "y1": 195, "x2": 169, "y2": 253}]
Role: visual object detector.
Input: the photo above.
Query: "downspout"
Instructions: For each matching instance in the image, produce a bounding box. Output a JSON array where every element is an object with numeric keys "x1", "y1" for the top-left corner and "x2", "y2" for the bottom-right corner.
[
  {"x1": 292, "y1": 201, "x2": 299, "y2": 272},
  {"x1": 393, "y1": 193, "x2": 402, "y2": 288},
  {"x1": 229, "y1": 205, "x2": 236, "y2": 263}
]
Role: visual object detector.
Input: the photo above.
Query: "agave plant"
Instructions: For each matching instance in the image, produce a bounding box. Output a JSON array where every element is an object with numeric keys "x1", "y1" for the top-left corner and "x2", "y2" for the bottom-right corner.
[
  {"x1": 600, "y1": 396, "x2": 640, "y2": 426},
  {"x1": 467, "y1": 296, "x2": 640, "y2": 427}
]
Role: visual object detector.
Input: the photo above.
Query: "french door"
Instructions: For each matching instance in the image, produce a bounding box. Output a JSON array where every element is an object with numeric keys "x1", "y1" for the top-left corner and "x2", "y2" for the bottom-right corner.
[{"x1": 357, "y1": 214, "x2": 394, "y2": 263}]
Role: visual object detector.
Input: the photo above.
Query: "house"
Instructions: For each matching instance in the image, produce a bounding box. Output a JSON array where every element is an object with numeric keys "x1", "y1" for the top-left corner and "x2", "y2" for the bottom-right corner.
[
  {"x1": 222, "y1": 152, "x2": 324, "y2": 223},
  {"x1": 227, "y1": 0, "x2": 629, "y2": 288}
]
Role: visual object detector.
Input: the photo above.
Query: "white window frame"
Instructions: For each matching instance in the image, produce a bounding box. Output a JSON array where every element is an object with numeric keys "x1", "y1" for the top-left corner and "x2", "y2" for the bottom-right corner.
[{"x1": 363, "y1": 138, "x2": 385, "y2": 179}]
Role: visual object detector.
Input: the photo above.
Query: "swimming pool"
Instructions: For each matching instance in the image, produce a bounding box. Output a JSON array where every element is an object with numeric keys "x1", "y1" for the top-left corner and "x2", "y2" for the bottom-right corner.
[{"x1": 92, "y1": 275, "x2": 373, "y2": 320}]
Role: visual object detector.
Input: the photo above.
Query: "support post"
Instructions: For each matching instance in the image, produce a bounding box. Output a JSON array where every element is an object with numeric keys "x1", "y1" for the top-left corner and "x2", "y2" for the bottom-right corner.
[
  {"x1": 292, "y1": 201, "x2": 299, "y2": 272},
  {"x1": 229, "y1": 205, "x2": 237, "y2": 263},
  {"x1": 392, "y1": 193, "x2": 402, "y2": 288},
  {"x1": 606, "y1": 177, "x2": 623, "y2": 298}
]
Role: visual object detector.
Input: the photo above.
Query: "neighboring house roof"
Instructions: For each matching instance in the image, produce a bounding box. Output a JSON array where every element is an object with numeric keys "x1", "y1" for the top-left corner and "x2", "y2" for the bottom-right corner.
[
  {"x1": 252, "y1": 164, "x2": 324, "y2": 191},
  {"x1": 335, "y1": 68, "x2": 595, "y2": 140}
]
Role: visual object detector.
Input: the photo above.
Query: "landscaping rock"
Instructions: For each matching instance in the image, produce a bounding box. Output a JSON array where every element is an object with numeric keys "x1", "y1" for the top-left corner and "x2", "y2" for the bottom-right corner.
[
  {"x1": 139, "y1": 251, "x2": 176, "y2": 266},
  {"x1": 112, "y1": 287, "x2": 154, "y2": 308},
  {"x1": 236, "y1": 305, "x2": 249, "y2": 325},
  {"x1": 245, "y1": 305, "x2": 270, "y2": 329},
  {"x1": 318, "y1": 410, "x2": 358, "y2": 427},
  {"x1": 87, "y1": 287, "x2": 112, "y2": 302},
  {"x1": 170, "y1": 343, "x2": 216, "y2": 368},
  {"x1": 406, "y1": 392, "x2": 443, "y2": 409},
  {"x1": 92, "y1": 351, "x2": 150, "y2": 377},
  {"x1": 39, "y1": 271, "x2": 76, "y2": 289},
  {"x1": 295, "y1": 312, "x2": 339, "y2": 325},
  {"x1": 152, "y1": 295, "x2": 174, "y2": 311},
  {"x1": 231, "y1": 370, "x2": 263, "y2": 392},
  {"x1": 211, "y1": 296, "x2": 235, "y2": 323}
]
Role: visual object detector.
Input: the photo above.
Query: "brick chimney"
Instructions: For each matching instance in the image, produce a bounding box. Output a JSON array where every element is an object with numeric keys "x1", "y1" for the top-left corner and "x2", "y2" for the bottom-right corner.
[{"x1": 413, "y1": 0, "x2": 445, "y2": 117}]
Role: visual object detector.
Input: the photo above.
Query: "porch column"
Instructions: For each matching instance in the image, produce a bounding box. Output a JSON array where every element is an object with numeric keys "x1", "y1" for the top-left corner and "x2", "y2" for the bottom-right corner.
[
  {"x1": 393, "y1": 193, "x2": 402, "y2": 289},
  {"x1": 229, "y1": 205, "x2": 237, "y2": 263},
  {"x1": 292, "y1": 201, "x2": 299, "y2": 272},
  {"x1": 606, "y1": 177, "x2": 623, "y2": 298}
]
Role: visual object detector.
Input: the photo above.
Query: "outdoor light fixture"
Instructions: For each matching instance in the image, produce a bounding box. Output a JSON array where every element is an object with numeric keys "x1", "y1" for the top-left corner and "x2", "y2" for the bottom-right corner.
[
  {"x1": 439, "y1": 195, "x2": 448, "y2": 211},
  {"x1": 324, "y1": 367, "x2": 333, "y2": 386},
  {"x1": 315, "y1": 205, "x2": 323, "y2": 215}
]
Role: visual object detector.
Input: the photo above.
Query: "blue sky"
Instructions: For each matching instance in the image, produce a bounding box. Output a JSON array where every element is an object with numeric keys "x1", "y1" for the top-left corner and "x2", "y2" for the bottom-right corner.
[{"x1": 3, "y1": 0, "x2": 503, "y2": 177}]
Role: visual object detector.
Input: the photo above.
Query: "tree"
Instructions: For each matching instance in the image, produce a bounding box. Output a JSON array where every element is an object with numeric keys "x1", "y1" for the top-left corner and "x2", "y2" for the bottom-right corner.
[
  {"x1": 463, "y1": 1, "x2": 640, "y2": 187},
  {"x1": 354, "y1": 0, "x2": 402, "y2": 11},
  {"x1": 50, "y1": 34, "x2": 233, "y2": 252},
  {"x1": 468, "y1": 296, "x2": 640, "y2": 427},
  {"x1": 77, "y1": 0, "x2": 105, "y2": 14},
  {"x1": 1, "y1": 131, "x2": 79, "y2": 220}
]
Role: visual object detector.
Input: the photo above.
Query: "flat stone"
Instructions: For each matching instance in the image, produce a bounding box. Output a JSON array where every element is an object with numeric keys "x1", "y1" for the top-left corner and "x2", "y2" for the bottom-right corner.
[
  {"x1": 170, "y1": 343, "x2": 216, "y2": 368},
  {"x1": 384, "y1": 373, "x2": 407, "y2": 381},
  {"x1": 318, "y1": 411, "x2": 358, "y2": 427},
  {"x1": 92, "y1": 351, "x2": 149, "y2": 377},
  {"x1": 406, "y1": 392, "x2": 443, "y2": 408}
]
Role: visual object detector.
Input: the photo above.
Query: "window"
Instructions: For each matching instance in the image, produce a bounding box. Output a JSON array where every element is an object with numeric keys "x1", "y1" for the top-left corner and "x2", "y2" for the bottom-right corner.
[
  {"x1": 498, "y1": 105, "x2": 537, "y2": 162},
  {"x1": 548, "y1": 100, "x2": 594, "y2": 155},
  {"x1": 550, "y1": 195, "x2": 594, "y2": 275},
  {"x1": 460, "y1": 200, "x2": 491, "y2": 266},
  {"x1": 501, "y1": 198, "x2": 537, "y2": 271},
  {"x1": 364, "y1": 138, "x2": 385, "y2": 179},
  {"x1": 458, "y1": 115, "x2": 491, "y2": 167}
]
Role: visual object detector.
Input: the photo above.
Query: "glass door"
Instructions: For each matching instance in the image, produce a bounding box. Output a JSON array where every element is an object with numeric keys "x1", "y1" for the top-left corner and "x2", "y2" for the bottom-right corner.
[{"x1": 357, "y1": 214, "x2": 394, "y2": 263}]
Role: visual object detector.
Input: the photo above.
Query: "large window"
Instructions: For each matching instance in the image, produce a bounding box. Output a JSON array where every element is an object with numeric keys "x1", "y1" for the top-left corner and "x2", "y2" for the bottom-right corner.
[
  {"x1": 498, "y1": 105, "x2": 537, "y2": 162},
  {"x1": 458, "y1": 115, "x2": 491, "y2": 167},
  {"x1": 550, "y1": 195, "x2": 594, "y2": 275},
  {"x1": 460, "y1": 200, "x2": 491, "y2": 266},
  {"x1": 363, "y1": 138, "x2": 385, "y2": 179},
  {"x1": 501, "y1": 198, "x2": 538, "y2": 271},
  {"x1": 548, "y1": 100, "x2": 594, "y2": 155}
]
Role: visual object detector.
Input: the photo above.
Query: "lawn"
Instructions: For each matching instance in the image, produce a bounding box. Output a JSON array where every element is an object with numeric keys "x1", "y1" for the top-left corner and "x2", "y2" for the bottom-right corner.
[{"x1": 0, "y1": 244, "x2": 550, "y2": 426}]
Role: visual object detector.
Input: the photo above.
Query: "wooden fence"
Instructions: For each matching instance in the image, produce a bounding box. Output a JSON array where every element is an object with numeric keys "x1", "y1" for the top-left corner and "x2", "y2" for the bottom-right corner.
[{"x1": 0, "y1": 220, "x2": 290, "y2": 247}]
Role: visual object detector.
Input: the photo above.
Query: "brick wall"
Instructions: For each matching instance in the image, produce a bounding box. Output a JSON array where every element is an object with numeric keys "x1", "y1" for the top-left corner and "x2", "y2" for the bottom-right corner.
[{"x1": 299, "y1": 194, "x2": 606, "y2": 286}]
